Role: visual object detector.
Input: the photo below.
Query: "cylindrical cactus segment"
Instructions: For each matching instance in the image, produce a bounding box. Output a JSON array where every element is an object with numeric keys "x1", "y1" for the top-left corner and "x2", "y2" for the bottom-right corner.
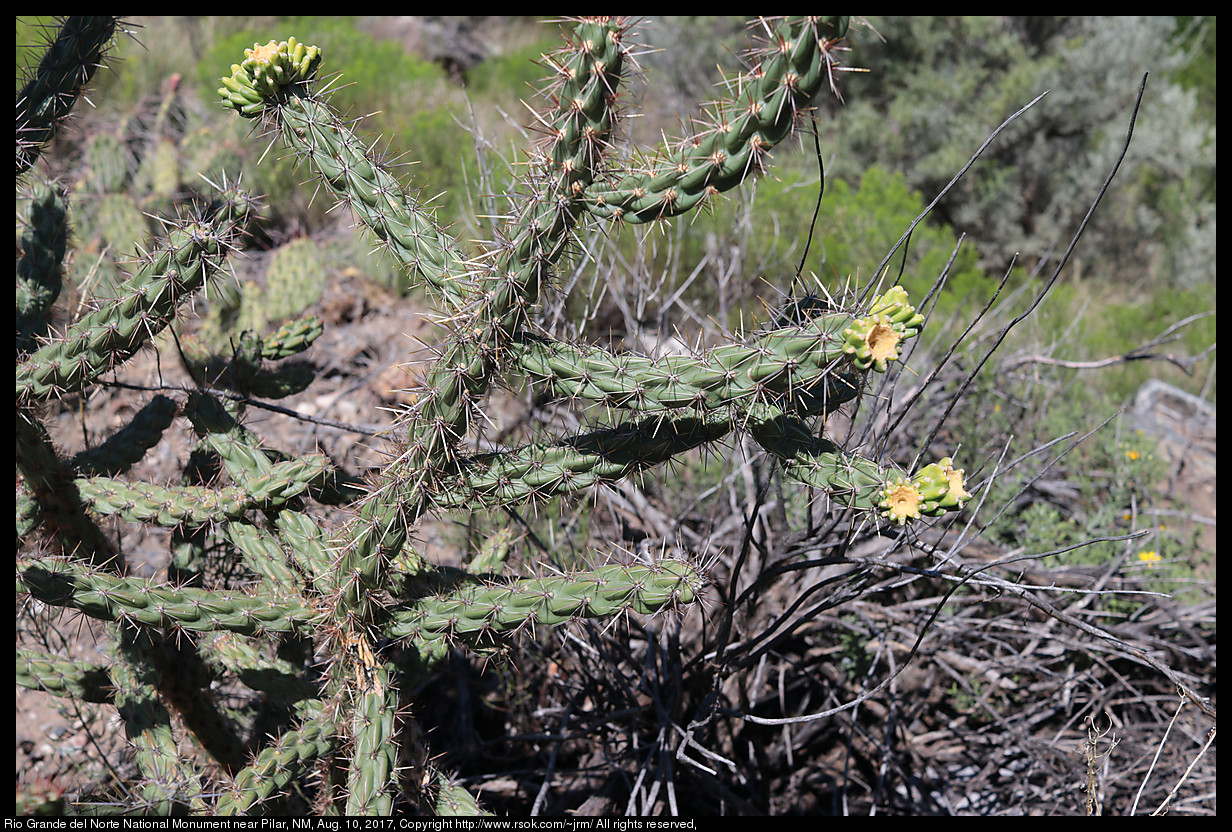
[
  {"x1": 220, "y1": 40, "x2": 475, "y2": 311},
  {"x1": 388, "y1": 559, "x2": 701, "y2": 649},
  {"x1": 17, "y1": 182, "x2": 68, "y2": 351},
  {"x1": 438, "y1": 413, "x2": 733, "y2": 508},
  {"x1": 582, "y1": 17, "x2": 850, "y2": 223},
  {"x1": 533, "y1": 17, "x2": 629, "y2": 195},
  {"x1": 17, "y1": 647, "x2": 114, "y2": 704},
  {"x1": 217, "y1": 701, "x2": 340, "y2": 815},
  {"x1": 16, "y1": 188, "x2": 253, "y2": 403},
  {"x1": 744, "y1": 405, "x2": 968, "y2": 523},
  {"x1": 260, "y1": 315, "x2": 325, "y2": 360},
  {"x1": 512, "y1": 301, "x2": 900, "y2": 416},
  {"x1": 76, "y1": 454, "x2": 329, "y2": 527},
  {"x1": 433, "y1": 774, "x2": 492, "y2": 816},
  {"x1": 17, "y1": 16, "x2": 121, "y2": 176},
  {"x1": 110, "y1": 626, "x2": 210, "y2": 815},
  {"x1": 223, "y1": 521, "x2": 305, "y2": 597},
  {"x1": 748, "y1": 411, "x2": 891, "y2": 510},
  {"x1": 841, "y1": 285, "x2": 927, "y2": 373},
  {"x1": 345, "y1": 662, "x2": 399, "y2": 816},
  {"x1": 18, "y1": 558, "x2": 317, "y2": 638}
]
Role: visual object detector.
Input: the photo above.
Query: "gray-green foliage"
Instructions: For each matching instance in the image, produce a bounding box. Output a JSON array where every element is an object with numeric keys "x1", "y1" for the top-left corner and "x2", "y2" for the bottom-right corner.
[{"x1": 833, "y1": 16, "x2": 1215, "y2": 288}]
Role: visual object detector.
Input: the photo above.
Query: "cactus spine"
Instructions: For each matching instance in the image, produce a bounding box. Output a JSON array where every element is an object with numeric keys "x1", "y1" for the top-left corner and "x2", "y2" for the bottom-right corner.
[{"x1": 16, "y1": 17, "x2": 972, "y2": 816}]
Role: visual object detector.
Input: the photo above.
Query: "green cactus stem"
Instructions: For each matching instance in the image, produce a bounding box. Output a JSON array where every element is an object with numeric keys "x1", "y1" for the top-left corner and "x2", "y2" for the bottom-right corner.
[
  {"x1": 220, "y1": 38, "x2": 474, "y2": 311},
  {"x1": 744, "y1": 405, "x2": 969, "y2": 521},
  {"x1": 110, "y1": 625, "x2": 211, "y2": 815},
  {"x1": 16, "y1": 647, "x2": 115, "y2": 704},
  {"x1": 432, "y1": 774, "x2": 494, "y2": 816},
  {"x1": 509, "y1": 290, "x2": 923, "y2": 417},
  {"x1": 344, "y1": 662, "x2": 399, "y2": 815},
  {"x1": 438, "y1": 413, "x2": 733, "y2": 509},
  {"x1": 581, "y1": 17, "x2": 850, "y2": 223},
  {"x1": 17, "y1": 189, "x2": 253, "y2": 403},
  {"x1": 16, "y1": 16, "x2": 120, "y2": 176},
  {"x1": 388, "y1": 559, "x2": 701, "y2": 650},
  {"x1": 216, "y1": 701, "x2": 341, "y2": 815},
  {"x1": 77, "y1": 453, "x2": 330, "y2": 526},
  {"x1": 17, "y1": 409, "x2": 119, "y2": 567}
]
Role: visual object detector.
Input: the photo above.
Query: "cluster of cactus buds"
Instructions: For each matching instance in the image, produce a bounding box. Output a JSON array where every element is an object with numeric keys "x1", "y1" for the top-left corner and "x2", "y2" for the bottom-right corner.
[
  {"x1": 218, "y1": 37, "x2": 322, "y2": 116},
  {"x1": 879, "y1": 457, "x2": 973, "y2": 525},
  {"x1": 16, "y1": 17, "x2": 972, "y2": 816}
]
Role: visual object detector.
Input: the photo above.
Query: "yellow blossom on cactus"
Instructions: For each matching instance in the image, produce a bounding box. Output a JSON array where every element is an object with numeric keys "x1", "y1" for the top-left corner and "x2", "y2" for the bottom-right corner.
[
  {"x1": 867, "y1": 285, "x2": 924, "y2": 332},
  {"x1": 841, "y1": 287, "x2": 924, "y2": 373},
  {"x1": 880, "y1": 477, "x2": 922, "y2": 525},
  {"x1": 938, "y1": 457, "x2": 971, "y2": 503},
  {"x1": 843, "y1": 313, "x2": 901, "y2": 372},
  {"x1": 865, "y1": 317, "x2": 900, "y2": 363}
]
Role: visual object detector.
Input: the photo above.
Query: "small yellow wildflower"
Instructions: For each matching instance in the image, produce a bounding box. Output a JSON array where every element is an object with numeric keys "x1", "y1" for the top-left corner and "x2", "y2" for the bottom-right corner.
[
  {"x1": 1126, "y1": 449, "x2": 1141, "y2": 461},
  {"x1": 1137, "y1": 550, "x2": 1161, "y2": 568}
]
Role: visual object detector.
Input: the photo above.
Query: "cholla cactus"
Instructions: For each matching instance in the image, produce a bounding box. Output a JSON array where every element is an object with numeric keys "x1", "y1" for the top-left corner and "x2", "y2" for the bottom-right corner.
[{"x1": 16, "y1": 17, "x2": 971, "y2": 816}]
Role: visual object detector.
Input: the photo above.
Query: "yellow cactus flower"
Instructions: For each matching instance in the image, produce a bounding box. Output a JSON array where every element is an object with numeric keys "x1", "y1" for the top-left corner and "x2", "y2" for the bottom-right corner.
[
  {"x1": 938, "y1": 457, "x2": 971, "y2": 503},
  {"x1": 844, "y1": 314, "x2": 901, "y2": 372},
  {"x1": 880, "y1": 478, "x2": 922, "y2": 525}
]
